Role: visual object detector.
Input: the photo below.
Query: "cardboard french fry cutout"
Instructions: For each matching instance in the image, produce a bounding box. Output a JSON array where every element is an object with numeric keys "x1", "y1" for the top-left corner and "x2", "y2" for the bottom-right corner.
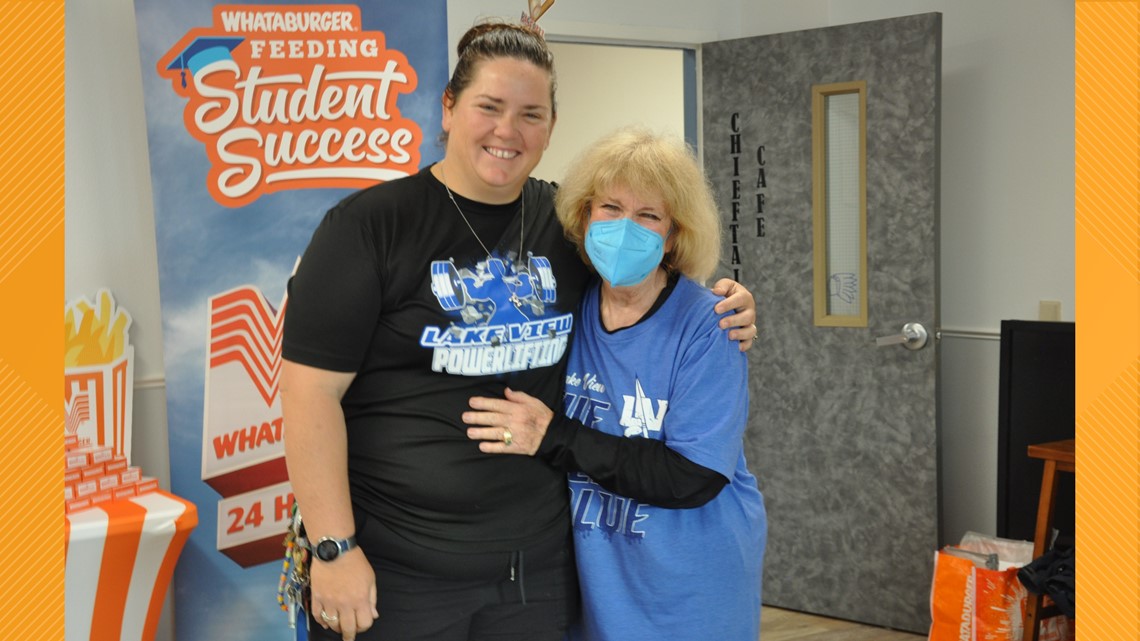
[{"x1": 65, "y1": 289, "x2": 135, "y2": 462}]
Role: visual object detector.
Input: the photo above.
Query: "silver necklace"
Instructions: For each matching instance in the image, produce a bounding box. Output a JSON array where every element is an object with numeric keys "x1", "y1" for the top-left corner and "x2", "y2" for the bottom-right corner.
[{"x1": 438, "y1": 164, "x2": 524, "y2": 261}]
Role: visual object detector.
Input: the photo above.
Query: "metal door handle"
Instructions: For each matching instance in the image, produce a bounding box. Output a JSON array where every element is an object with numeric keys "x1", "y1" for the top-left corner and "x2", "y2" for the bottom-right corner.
[{"x1": 875, "y1": 322, "x2": 928, "y2": 350}]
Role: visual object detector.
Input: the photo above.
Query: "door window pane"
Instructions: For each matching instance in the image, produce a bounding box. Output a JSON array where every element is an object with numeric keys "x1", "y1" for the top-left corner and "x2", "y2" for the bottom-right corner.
[{"x1": 812, "y1": 81, "x2": 867, "y2": 326}]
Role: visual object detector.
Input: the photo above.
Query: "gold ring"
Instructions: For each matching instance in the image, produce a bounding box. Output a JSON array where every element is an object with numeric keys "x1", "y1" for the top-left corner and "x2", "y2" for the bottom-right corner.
[{"x1": 503, "y1": 429, "x2": 513, "y2": 446}]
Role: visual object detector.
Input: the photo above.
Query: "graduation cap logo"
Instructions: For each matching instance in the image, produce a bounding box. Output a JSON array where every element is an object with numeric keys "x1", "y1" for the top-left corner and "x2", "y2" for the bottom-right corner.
[{"x1": 167, "y1": 36, "x2": 245, "y2": 88}]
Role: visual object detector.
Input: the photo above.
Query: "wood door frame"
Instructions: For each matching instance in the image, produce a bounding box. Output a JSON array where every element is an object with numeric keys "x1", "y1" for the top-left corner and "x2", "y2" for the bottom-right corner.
[{"x1": 539, "y1": 21, "x2": 706, "y2": 152}]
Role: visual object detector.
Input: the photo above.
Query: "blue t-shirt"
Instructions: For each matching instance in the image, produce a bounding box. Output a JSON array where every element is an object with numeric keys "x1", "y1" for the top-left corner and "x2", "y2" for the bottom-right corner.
[{"x1": 564, "y1": 276, "x2": 767, "y2": 641}]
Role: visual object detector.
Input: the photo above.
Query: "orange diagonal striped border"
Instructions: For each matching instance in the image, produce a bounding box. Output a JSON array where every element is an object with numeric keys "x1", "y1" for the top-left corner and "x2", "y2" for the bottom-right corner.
[
  {"x1": 1075, "y1": 1, "x2": 1140, "y2": 638},
  {"x1": 0, "y1": 1, "x2": 65, "y2": 640}
]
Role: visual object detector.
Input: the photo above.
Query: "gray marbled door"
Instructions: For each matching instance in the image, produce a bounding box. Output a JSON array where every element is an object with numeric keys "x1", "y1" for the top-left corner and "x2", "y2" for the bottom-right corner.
[{"x1": 702, "y1": 13, "x2": 941, "y2": 633}]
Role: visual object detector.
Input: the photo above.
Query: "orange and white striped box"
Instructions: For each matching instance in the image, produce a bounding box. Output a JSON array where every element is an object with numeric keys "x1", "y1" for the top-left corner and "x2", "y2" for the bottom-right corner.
[
  {"x1": 113, "y1": 484, "x2": 138, "y2": 501},
  {"x1": 82, "y1": 464, "x2": 107, "y2": 482},
  {"x1": 121, "y1": 466, "x2": 142, "y2": 485},
  {"x1": 67, "y1": 497, "x2": 93, "y2": 514},
  {"x1": 98, "y1": 472, "x2": 121, "y2": 492},
  {"x1": 67, "y1": 450, "x2": 93, "y2": 470},
  {"x1": 105, "y1": 456, "x2": 129, "y2": 474},
  {"x1": 67, "y1": 445, "x2": 114, "y2": 470},
  {"x1": 89, "y1": 489, "x2": 114, "y2": 505},
  {"x1": 136, "y1": 477, "x2": 159, "y2": 495},
  {"x1": 75, "y1": 479, "x2": 99, "y2": 498}
]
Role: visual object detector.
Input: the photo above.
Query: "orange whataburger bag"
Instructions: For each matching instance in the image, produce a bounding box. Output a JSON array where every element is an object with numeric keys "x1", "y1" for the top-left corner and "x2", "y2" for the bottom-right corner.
[
  {"x1": 929, "y1": 547, "x2": 1027, "y2": 641},
  {"x1": 975, "y1": 562, "x2": 1027, "y2": 640}
]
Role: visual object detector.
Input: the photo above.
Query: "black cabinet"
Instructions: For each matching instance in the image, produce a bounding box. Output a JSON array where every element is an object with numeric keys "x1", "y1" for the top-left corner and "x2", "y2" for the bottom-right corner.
[{"x1": 996, "y1": 320, "x2": 1075, "y2": 542}]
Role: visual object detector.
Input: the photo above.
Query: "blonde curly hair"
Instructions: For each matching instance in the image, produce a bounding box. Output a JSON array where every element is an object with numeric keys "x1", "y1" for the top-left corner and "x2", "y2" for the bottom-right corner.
[{"x1": 555, "y1": 127, "x2": 721, "y2": 282}]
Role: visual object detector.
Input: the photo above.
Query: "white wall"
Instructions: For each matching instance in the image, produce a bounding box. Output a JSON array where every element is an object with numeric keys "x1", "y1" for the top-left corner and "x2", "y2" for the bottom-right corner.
[
  {"x1": 65, "y1": 0, "x2": 174, "y2": 637},
  {"x1": 66, "y1": 0, "x2": 1073, "y2": 635},
  {"x1": 533, "y1": 43, "x2": 686, "y2": 184},
  {"x1": 65, "y1": 1, "x2": 170, "y2": 479},
  {"x1": 447, "y1": 0, "x2": 734, "y2": 63}
]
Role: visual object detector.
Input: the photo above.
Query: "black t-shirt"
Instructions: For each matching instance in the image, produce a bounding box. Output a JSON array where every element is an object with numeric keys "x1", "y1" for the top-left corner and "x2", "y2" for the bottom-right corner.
[{"x1": 283, "y1": 167, "x2": 590, "y2": 553}]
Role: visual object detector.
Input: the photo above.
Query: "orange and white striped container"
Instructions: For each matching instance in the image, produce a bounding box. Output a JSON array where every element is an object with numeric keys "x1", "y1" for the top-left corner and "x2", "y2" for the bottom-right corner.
[{"x1": 64, "y1": 490, "x2": 198, "y2": 641}]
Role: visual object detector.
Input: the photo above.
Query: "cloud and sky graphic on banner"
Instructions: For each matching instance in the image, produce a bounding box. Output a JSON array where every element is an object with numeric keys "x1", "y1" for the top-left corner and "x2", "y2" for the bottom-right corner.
[{"x1": 133, "y1": 2, "x2": 447, "y2": 638}]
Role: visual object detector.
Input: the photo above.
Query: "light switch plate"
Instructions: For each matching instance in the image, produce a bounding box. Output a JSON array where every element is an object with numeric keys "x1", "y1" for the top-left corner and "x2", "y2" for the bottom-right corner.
[{"x1": 1038, "y1": 300, "x2": 1062, "y2": 321}]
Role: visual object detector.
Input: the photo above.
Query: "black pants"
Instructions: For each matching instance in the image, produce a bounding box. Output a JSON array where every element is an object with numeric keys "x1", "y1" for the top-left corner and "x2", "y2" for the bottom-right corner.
[{"x1": 306, "y1": 515, "x2": 579, "y2": 641}]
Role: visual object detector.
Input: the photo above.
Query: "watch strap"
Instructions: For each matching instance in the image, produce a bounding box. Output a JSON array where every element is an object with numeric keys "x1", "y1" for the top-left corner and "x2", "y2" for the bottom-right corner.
[{"x1": 314, "y1": 534, "x2": 357, "y2": 561}]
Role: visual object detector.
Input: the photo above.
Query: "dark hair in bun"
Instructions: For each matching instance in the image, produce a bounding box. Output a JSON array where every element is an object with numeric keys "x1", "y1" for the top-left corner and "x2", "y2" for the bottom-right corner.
[{"x1": 444, "y1": 21, "x2": 557, "y2": 115}]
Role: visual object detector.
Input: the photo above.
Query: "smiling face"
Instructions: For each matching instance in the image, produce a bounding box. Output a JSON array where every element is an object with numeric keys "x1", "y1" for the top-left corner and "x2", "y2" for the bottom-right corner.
[
  {"x1": 439, "y1": 57, "x2": 556, "y2": 204},
  {"x1": 587, "y1": 183, "x2": 674, "y2": 251}
]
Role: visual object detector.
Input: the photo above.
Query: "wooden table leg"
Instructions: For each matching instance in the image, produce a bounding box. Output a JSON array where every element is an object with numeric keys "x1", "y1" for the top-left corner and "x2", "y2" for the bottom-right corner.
[{"x1": 1024, "y1": 458, "x2": 1059, "y2": 641}]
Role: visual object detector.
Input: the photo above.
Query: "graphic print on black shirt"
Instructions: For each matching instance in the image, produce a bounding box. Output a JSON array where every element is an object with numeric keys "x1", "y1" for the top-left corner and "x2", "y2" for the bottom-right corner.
[{"x1": 421, "y1": 250, "x2": 573, "y2": 376}]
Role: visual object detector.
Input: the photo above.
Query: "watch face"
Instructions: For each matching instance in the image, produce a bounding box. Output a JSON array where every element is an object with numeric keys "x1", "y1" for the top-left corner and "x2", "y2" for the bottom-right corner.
[{"x1": 316, "y1": 539, "x2": 340, "y2": 562}]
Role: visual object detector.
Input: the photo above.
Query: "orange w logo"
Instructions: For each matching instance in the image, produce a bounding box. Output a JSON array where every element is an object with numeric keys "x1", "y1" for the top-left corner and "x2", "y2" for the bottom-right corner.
[{"x1": 208, "y1": 287, "x2": 286, "y2": 407}]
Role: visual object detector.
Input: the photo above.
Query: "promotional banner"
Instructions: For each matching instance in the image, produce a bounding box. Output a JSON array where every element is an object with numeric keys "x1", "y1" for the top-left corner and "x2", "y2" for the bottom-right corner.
[{"x1": 132, "y1": 2, "x2": 448, "y2": 638}]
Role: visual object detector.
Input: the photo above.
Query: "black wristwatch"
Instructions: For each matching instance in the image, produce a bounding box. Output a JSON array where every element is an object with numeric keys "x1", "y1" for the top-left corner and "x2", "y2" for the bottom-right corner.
[{"x1": 313, "y1": 535, "x2": 358, "y2": 562}]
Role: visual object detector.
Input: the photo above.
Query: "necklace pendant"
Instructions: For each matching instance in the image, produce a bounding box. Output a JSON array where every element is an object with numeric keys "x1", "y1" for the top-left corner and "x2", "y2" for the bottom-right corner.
[{"x1": 438, "y1": 164, "x2": 525, "y2": 269}]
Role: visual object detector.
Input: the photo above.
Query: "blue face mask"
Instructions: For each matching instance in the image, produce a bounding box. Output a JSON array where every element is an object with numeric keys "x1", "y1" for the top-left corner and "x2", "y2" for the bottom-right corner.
[{"x1": 584, "y1": 218, "x2": 666, "y2": 287}]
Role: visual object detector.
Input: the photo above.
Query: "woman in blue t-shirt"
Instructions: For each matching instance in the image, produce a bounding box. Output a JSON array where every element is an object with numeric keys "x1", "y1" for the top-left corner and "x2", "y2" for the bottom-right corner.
[{"x1": 465, "y1": 127, "x2": 767, "y2": 641}]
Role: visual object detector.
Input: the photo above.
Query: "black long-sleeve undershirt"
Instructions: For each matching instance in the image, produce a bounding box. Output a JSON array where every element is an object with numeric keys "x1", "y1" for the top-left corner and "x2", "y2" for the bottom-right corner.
[{"x1": 535, "y1": 413, "x2": 728, "y2": 509}]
